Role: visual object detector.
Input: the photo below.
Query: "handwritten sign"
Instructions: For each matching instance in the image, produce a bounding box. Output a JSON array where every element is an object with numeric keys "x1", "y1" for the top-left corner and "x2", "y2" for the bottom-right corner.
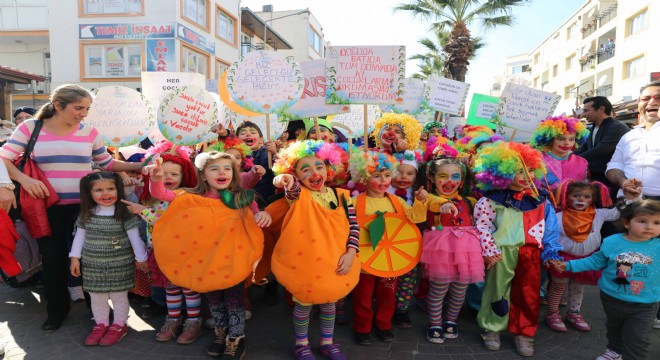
[
  {"x1": 413, "y1": 108, "x2": 437, "y2": 125},
  {"x1": 466, "y1": 93, "x2": 499, "y2": 128},
  {"x1": 286, "y1": 59, "x2": 350, "y2": 119},
  {"x1": 380, "y1": 78, "x2": 426, "y2": 114},
  {"x1": 326, "y1": 46, "x2": 405, "y2": 105},
  {"x1": 494, "y1": 83, "x2": 561, "y2": 142},
  {"x1": 222, "y1": 106, "x2": 287, "y2": 140},
  {"x1": 157, "y1": 86, "x2": 218, "y2": 146},
  {"x1": 226, "y1": 50, "x2": 304, "y2": 115},
  {"x1": 427, "y1": 76, "x2": 470, "y2": 115},
  {"x1": 87, "y1": 86, "x2": 154, "y2": 147},
  {"x1": 329, "y1": 105, "x2": 382, "y2": 138}
]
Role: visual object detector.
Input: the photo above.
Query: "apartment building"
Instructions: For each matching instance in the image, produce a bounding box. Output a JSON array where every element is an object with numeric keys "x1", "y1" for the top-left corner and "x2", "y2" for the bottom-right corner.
[{"x1": 490, "y1": 53, "x2": 532, "y2": 97}]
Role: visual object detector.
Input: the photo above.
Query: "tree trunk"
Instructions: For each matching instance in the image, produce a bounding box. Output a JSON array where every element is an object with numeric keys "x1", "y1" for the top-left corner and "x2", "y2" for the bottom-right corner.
[{"x1": 443, "y1": 22, "x2": 474, "y2": 82}]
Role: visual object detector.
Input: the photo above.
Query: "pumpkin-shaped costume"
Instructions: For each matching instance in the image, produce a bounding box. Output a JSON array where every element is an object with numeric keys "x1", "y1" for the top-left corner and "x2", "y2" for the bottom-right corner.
[
  {"x1": 355, "y1": 193, "x2": 422, "y2": 277},
  {"x1": 272, "y1": 187, "x2": 361, "y2": 304},
  {"x1": 152, "y1": 191, "x2": 264, "y2": 293},
  {"x1": 251, "y1": 197, "x2": 290, "y2": 285}
]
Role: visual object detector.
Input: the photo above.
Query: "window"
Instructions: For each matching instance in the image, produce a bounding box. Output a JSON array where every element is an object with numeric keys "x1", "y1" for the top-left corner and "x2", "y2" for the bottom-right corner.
[
  {"x1": 626, "y1": 9, "x2": 647, "y2": 36},
  {"x1": 82, "y1": 42, "x2": 142, "y2": 78},
  {"x1": 552, "y1": 64, "x2": 558, "y2": 77},
  {"x1": 533, "y1": 77, "x2": 539, "y2": 88},
  {"x1": 308, "y1": 27, "x2": 322, "y2": 55},
  {"x1": 533, "y1": 53, "x2": 540, "y2": 65},
  {"x1": 624, "y1": 55, "x2": 644, "y2": 79},
  {"x1": 81, "y1": 0, "x2": 143, "y2": 16},
  {"x1": 182, "y1": 45, "x2": 209, "y2": 78},
  {"x1": 566, "y1": 22, "x2": 578, "y2": 40},
  {"x1": 216, "y1": 59, "x2": 229, "y2": 79},
  {"x1": 0, "y1": 0, "x2": 48, "y2": 29},
  {"x1": 216, "y1": 6, "x2": 236, "y2": 45},
  {"x1": 564, "y1": 84, "x2": 575, "y2": 99},
  {"x1": 565, "y1": 53, "x2": 576, "y2": 70},
  {"x1": 182, "y1": 0, "x2": 208, "y2": 29}
]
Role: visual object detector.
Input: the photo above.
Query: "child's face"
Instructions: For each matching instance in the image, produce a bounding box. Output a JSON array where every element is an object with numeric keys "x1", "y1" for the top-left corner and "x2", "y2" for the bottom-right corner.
[
  {"x1": 367, "y1": 170, "x2": 393, "y2": 196},
  {"x1": 427, "y1": 127, "x2": 443, "y2": 138},
  {"x1": 379, "y1": 124, "x2": 403, "y2": 148},
  {"x1": 550, "y1": 134, "x2": 576, "y2": 156},
  {"x1": 307, "y1": 126, "x2": 334, "y2": 143},
  {"x1": 237, "y1": 126, "x2": 262, "y2": 151},
  {"x1": 434, "y1": 164, "x2": 463, "y2": 196},
  {"x1": 204, "y1": 158, "x2": 234, "y2": 191},
  {"x1": 91, "y1": 179, "x2": 118, "y2": 207},
  {"x1": 392, "y1": 164, "x2": 417, "y2": 190},
  {"x1": 624, "y1": 213, "x2": 660, "y2": 241},
  {"x1": 568, "y1": 188, "x2": 593, "y2": 211},
  {"x1": 225, "y1": 148, "x2": 243, "y2": 166},
  {"x1": 162, "y1": 161, "x2": 183, "y2": 190},
  {"x1": 294, "y1": 156, "x2": 327, "y2": 191},
  {"x1": 509, "y1": 168, "x2": 535, "y2": 191}
]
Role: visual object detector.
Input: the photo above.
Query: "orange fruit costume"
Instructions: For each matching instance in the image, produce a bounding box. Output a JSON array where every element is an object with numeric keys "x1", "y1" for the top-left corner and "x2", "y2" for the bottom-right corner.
[
  {"x1": 152, "y1": 191, "x2": 264, "y2": 293},
  {"x1": 252, "y1": 197, "x2": 290, "y2": 285},
  {"x1": 271, "y1": 187, "x2": 361, "y2": 304},
  {"x1": 354, "y1": 193, "x2": 423, "y2": 277}
]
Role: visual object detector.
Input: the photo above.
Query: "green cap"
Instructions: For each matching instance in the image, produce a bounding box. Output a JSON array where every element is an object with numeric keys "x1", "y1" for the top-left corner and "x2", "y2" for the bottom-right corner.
[{"x1": 303, "y1": 117, "x2": 333, "y2": 135}]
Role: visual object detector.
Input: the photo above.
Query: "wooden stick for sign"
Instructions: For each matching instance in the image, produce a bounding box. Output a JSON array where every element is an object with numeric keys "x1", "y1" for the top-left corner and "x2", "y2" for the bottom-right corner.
[
  {"x1": 169, "y1": 144, "x2": 179, "y2": 155},
  {"x1": 348, "y1": 137, "x2": 353, "y2": 155},
  {"x1": 363, "y1": 104, "x2": 368, "y2": 152},
  {"x1": 114, "y1": 149, "x2": 120, "y2": 160},
  {"x1": 509, "y1": 129, "x2": 518, "y2": 142},
  {"x1": 266, "y1": 113, "x2": 272, "y2": 168},
  {"x1": 313, "y1": 117, "x2": 321, "y2": 142}
]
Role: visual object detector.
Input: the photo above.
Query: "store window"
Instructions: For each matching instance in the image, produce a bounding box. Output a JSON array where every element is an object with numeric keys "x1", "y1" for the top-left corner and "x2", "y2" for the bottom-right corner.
[
  {"x1": 182, "y1": 45, "x2": 209, "y2": 78},
  {"x1": 182, "y1": 0, "x2": 208, "y2": 29},
  {"x1": 216, "y1": 6, "x2": 236, "y2": 45},
  {"x1": 81, "y1": 0, "x2": 143, "y2": 15},
  {"x1": 82, "y1": 42, "x2": 142, "y2": 78},
  {"x1": 308, "y1": 27, "x2": 322, "y2": 55}
]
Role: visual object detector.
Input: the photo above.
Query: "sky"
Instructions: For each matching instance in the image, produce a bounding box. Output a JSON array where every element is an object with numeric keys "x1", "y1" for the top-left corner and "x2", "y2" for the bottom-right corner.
[{"x1": 240, "y1": 0, "x2": 582, "y2": 96}]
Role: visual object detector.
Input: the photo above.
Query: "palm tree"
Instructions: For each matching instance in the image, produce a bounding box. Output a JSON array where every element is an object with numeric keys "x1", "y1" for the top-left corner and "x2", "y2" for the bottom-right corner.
[
  {"x1": 410, "y1": 32, "x2": 484, "y2": 80},
  {"x1": 395, "y1": 0, "x2": 530, "y2": 81}
]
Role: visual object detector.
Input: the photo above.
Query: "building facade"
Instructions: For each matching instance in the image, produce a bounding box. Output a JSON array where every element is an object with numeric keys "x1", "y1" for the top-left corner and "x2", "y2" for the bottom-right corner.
[
  {"x1": 490, "y1": 53, "x2": 531, "y2": 97},
  {"x1": 255, "y1": 6, "x2": 326, "y2": 61}
]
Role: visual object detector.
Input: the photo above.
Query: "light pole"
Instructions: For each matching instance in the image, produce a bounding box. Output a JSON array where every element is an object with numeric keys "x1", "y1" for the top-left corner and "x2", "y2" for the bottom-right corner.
[{"x1": 262, "y1": 9, "x2": 309, "y2": 50}]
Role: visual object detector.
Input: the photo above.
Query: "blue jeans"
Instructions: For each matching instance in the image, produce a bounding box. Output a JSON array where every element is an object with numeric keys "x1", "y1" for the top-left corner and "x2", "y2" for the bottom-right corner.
[{"x1": 600, "y1": 291, "x2": 658, "y2": 359}]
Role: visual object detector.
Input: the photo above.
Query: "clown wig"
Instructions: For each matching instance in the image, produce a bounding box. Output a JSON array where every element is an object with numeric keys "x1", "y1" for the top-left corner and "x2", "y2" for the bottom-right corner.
[
  {"x1": 473, "y1": 142, "x2": 546, "y2": 191},
  {"x1": 454, "y1": 125, "x2": 505, "y2": 155},
  {"x1": 272, "y1": 140, "x2": 345, "y2": 182},
  {"x1": 144, "y1": 139, "x2": 194, "y2": 161},
  {"x1": 423, "y1": 136, "x2": 458, "y2": 163},
  {"x1": 422, "y1": 121, "x2": 449, "y2": 137},
  {"x1": 140, "y1": 153, "x2": 198, "y2": 202},
  {"x1": 530, "y1": 116, "x2": 590, "y2": 150},
  {"x1": 372, "y1": 113, "x2": 423, "y2": 151},
  {"x1": 208, "y1": 137, "x2": 254, "y2": 171},
  {"x1": 555, "y1": 180, "x2": 612, "y2": 211},
  {"x1": 349, "y1": 150, "x2": 398, "y2": 185}
]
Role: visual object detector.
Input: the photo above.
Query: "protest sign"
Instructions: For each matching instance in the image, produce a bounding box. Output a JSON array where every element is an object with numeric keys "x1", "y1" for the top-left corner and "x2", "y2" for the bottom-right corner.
[
  {"x1": 218, "y1": 70, "x2": 261, "y2": 117},
  {"x1": 328, "y1": 105, "x2": 382, "y2": 138},
  {"x1": 380, "y1": 78, "x2": 426, "y2": 114},
  {"x1": 493, "y1": 83, "x2": 561, "y2": 142},
  {"x1": 426, "y1": 76, "x2": 470, "y2": 115},
  {"x1": 286, "y1": 59, "x2": 350, "y2": 119},
  {"x1": 466, "y1": 93, "x2": 499, "y2": 128},
  {"x1": 326, "y1": 46, "x2": 405, "y2": 105},
  {"x1": 87, "y1": 86, "x2": 154, "y2": 147},
  {"x1": 157, "y1": 86, "x2": 218, "y2": 146}
]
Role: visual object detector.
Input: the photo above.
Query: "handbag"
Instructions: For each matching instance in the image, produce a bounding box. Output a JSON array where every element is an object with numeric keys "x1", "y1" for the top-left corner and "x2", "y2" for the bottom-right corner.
[{"x1": 8, "y1": 119, "x2": 43, "y2": 221}]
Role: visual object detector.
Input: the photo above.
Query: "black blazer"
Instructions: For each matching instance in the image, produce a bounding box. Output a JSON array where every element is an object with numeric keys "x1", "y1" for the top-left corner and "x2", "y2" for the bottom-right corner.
[{"x1": 574, "y1": 117, "x2": 630, "y2": 176}]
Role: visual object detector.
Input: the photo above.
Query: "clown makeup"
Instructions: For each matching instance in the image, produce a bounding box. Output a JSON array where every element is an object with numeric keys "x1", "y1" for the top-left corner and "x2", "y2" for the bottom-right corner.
[
  {"x1": 294, "y1": 156, "x2": 328, "y2": 192},
  {"x1": 549, "y1": 134, "x2": 576, "y2": 158},
  {"x1": 237, "y1": 126, "x2": 262, "y2": 151},
  {"x1": 162, "y1": 162, "x2": 183, "y2": 190},
  {"x1": 225, "y1": 148, "x2": 243, "y2": 166},
  {"x1": 204, "y1": 158, "x2": 234, "y2": 193},
  {"x1": 392, "y1": 163, "x2": 417, "y2": 190},
  {"x1": 379, "y1": 124, "x2": 404, "y2": 148},
  {"x1": 568, "y1": 187, "x2": 593, "y2": 211},
  {"x1": 434, "y1": 164, "x2": 462, "y2": 196},
  {"x1": 307, "y1": 126, "x2": 335, "y2": 143},
  {"x1": 90, "y1": 179, "x2": 118, "y2": 207},
  {"x1": 509, "y1": 168, "x2": 535, "y2": 191},
  {"x1": 366, "y1": 169, "x2": 393, "y2": 198}
]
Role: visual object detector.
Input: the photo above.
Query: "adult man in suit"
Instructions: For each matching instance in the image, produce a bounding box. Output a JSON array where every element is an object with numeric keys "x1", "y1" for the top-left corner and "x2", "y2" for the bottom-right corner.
[{"x1": 574, "y1": 96, "x2": 629, "y2": 197}]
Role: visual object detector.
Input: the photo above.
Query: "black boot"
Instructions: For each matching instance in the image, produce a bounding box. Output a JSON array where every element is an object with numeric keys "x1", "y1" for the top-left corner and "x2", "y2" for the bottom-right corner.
[
  {"x1": 220, "y1": 335, "x2": 245, "y2": 359},
  {"x1": 207, "y1": 327, "x2": 227, "y2": 357}
]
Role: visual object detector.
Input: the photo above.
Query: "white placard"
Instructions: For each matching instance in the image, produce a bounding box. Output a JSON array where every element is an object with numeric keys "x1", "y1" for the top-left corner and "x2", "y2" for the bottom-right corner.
[
  {"x1": 427, "y1": 75, "x2": 470, "y2": 115},
  {"x1": 380, "y1": 78, "x2": 426, "y2": 114},
  {"x1": 286, "y1": 59, "x2": 350, "y2": 118},
  {"x1": 494, "y1": 83, "x2": 561, "y2": 142},
  {"x1": 157, "y1": 86, "x2": 218, "y2": 146},
  {"x1": 329, "y1": 105, "x2": 382, "y2": 138},
  {"x1": 477, "y1": 102, "x2": 498, "y2": 119}
]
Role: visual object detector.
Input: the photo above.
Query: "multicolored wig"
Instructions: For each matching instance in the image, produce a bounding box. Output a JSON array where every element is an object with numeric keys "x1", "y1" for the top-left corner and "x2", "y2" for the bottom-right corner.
[
  {"x1": 144, "y1": 139, "x2": 193, "y2": 161},
  {"x1": 454, "y1": 125, "x2": 505, "y2": 155},
  {"x1": 473, "y1": 142, "x2": 546, "y2": 191},
  {"x1": 422, "y1": 121, "x2": 449, "y2": 137},
  {"x1": 349, "y1": 150, "x2": 398, "y2": 185},
  {"x1": 423, "y1": 136, "x2": 458, "y2": 163},
  {"x1": 394, "y1": 150, "x2": 422, "y2": 171},
  {"x1": 555, "y1": 179, "x2": 612, "y2": 210},
  {"x1": 372, "y1": 113, "x2": 423, "y2": 151},
  {"x1": 272, "y1": 140, "x2": 345, "y2": 182},
  {"x1": 207, "y1": 137, "x2": 254, "y2": 171},
  {"x1": 530, "y1": 116, "x2": 590, "y2": 150},
  {"x1": 325, "y1": 142, "x2": 352, "y2": 186}
]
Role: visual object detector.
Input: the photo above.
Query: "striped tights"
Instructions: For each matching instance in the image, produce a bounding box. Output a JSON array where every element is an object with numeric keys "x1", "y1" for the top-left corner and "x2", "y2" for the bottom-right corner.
[
  {"x1": 293, "y1": 302, "x2": 336, "y2": 346},
  {"x1": 547, "y1": 276, "x2": 585, "y2": 314},
  {"x1": 165, "y1": 286, "x2": 201, "y2": 319},
  {"x1": 428, "y1": 281, "x2": 468, "y2": 327}
]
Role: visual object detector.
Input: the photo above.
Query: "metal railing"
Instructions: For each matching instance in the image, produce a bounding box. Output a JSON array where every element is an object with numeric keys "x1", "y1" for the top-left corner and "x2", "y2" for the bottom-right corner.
[{"x1": 598, "y1": 47, "x2": 615, "y2": 64}]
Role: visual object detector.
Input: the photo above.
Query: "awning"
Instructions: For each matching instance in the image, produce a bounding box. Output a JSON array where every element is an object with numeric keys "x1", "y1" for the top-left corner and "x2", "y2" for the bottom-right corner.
[
  {"x1": 0, "y1": 65, "x2": 45, "y2": 84},
  {"x1": 241, "y1": 8, "x2": 293, "y2": 50}
]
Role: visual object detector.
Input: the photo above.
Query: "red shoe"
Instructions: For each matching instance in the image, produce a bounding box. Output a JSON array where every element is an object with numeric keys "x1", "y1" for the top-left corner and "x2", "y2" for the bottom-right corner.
[
  {"x1": 565, "y1": 312, "x2": 591, "y2": 331},
  {"x1": 84, "y1": 324, "x2": 107, "y2": 346},
  {"x1": 99, "y1": 324, "x2": 128, "y2": 346},
  {"x1": 545, "y1": 313, "x2": 567, "y2": 332}
]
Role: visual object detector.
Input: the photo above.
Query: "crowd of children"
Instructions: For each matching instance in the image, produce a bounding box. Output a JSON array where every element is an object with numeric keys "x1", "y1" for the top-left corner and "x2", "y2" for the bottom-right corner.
[{"x1": 52, "y1": 113, "x2": 657, "y2": 360}]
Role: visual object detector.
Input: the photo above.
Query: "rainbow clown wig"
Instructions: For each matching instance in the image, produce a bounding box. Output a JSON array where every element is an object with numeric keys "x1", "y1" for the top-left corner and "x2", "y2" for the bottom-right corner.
[
  {"x1": 530, "y1": 116, "x2": 589, "y2": 150},
  {"x1": 372, "y1": 113, "x2": 423, "y2": 151},
  {"x1": 423, "y1": 136, "x2": 458, "y2": 163},
  {"x1": 473, "y1": 142, "x2": 546, "y2": 191},
  {"x1": 454, "y1": 125, "x2": 505, "y2": 155},
  {"x1": 349, "y1": 150, "x2": 398, "y2": 185},
  {"x1": 272, "y1": 140, "x2": 345, "y2": 182},
  {"x1": 207, "y1": 137, "x2": 254, "y2": 170}
]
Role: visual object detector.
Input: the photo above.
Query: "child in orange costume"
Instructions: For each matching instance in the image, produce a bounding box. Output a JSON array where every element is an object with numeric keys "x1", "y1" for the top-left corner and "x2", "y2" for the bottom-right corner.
[
  {"x1": 348, "y1": 150, "x2": 431, "y2": 346},
  {"x1": 272, "y1": 140, "x2": 360, "y2": 360}
]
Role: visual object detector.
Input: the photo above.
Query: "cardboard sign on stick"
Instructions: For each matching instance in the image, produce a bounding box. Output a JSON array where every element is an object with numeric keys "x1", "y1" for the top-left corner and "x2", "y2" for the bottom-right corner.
[
  {"x1": 426, "y1": 75, "x2": 470, "y2": 115},
  {"x1": 493, "y1": 83, "x2": 561, "y2": 142},
  {"x1": 379, "y1": 78, "x2": 426, "y2": 115},
  {"x1": 286, "y1": 59, "x2": 350, "y2": 119},
  {"x1": 87, "y1": 86, "x2": 154, "y2": 147},
  {"x1": 329, "y1": 105, "x2": 382, "y2": 138},
  {"x1": 466, "y1": 93, "x2": 499, "y2": 128},
  {"x1": 157, "y1": 86, "x2": 219, "y2": 146}
]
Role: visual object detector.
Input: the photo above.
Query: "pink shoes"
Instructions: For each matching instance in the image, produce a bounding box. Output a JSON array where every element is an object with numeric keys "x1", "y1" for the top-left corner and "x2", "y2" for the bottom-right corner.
[
  {"x1": 565, "y1": 312, "x2": 591, "y2": 331},
  {"x1": 99, "y1": 324, "x2": 128, "y2": 346},
  {"x1": 545, "y1": 313, "x2": 567, "y2": 332},
  {"x1": 84, "y1": 324, "x2": 107, "y2": 346}
]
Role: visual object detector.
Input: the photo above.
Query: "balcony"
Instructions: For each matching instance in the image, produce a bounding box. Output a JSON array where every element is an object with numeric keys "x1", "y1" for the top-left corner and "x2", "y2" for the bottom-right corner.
[
  {"x1": 241, "y1": 42, "x2": 263, "y2": 56},
  {"x1": 597, "y1": 46, "x2": 615, "y2": 64},
  {"x1": 598, "y1": 3, "x2": 618, "y2": 27},
  {"x1": 581, "y1": 21, "x2": 598, "y2": 39},
  {"x1": 580, "y1": 53, "x2": 596, "y2": 72},
  {"x1": 596, "y1": 84, "x2": 613, "y2": 97}
]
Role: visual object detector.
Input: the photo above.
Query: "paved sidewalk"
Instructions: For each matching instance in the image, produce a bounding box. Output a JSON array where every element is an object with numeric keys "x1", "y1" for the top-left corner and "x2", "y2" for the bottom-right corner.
[{"x1": 1, "y1": 283, "x2": 658, "y2": 359}]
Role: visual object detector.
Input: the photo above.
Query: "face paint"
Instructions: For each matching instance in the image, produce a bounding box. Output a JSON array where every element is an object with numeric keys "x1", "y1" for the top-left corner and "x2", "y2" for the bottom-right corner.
[
  {"x1": 294, "y1": 156, "x2": 327, "y2": 191},
  {"x1": 392, "y1": 164, "x2": 417, "y2": 190},
  {"x1": 366, "y1": 170, "x2": 392, "y2": 197},
  {"x1": 434, "y1": 164, "x2": 462, "y2": 196},
  {"x1": 568, "y1": 188, "x2": 593, "y2": 211}
]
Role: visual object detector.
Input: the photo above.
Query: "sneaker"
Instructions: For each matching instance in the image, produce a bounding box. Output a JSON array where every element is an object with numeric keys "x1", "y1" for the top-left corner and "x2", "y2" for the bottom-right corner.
[
  {"x1": 654, "y1": 319, "x2": 660, "y2": 329},
  {"x1": 207, "y1": 327, "x2": 227, "y2": 357},
  {"x1": 481, "y1": 331, "x2": 500, "y2": 351},
  {"x1": 155, "y1": 317, "x2": 182, "y2": 342},
  {"x1": 176, "y1": 318, "x2": 202, "y2": 345},
  {"x1": 595, "y1": 349, "x2": 622, "y2": 360},
  {"x1": 319, "y1": 343, "x2": 347, "y2": 360},
  {"x1": 545, "y1": 313, "x2": 567, "y2": 332},
  {"x1": 376, "y1": 328, "x2": 394, "y2": 342},
  {"x1": 99, "y1": 324, "x2": 128, "y2": 346},
  {"x1": 443, "y1": 321, "x2": 458, "y2": 339},
  {"x1": 335, "y1": 298, "x2": 349, "y2": 325},
  {"x1": 84, "y1": 324, "x2": 107, "y2": 346},
  {"x1": 68, "y1": 286, "x2": 85, "y2": 302},
  {"x1": 220, "y1": 335, "x2": 246, "y2": 360},
  {"x1": 426, "y1": 326, "x2": 445, "y2": 344},
  {"x1": 294, "y1": 344, "x2": 316, "y2": 360},
  {"x1": 513, "y1": 335, "x2": 534, "y2": 357},
  {"x1": 392, "y1": 310, "x2": 412, "y2": 329},
  {"x1": 565, "y1": 312, "x2": 591, "y2": 331},
  {"x1": 355, "y1": 332, "x2": 372, "y2": 346}
]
